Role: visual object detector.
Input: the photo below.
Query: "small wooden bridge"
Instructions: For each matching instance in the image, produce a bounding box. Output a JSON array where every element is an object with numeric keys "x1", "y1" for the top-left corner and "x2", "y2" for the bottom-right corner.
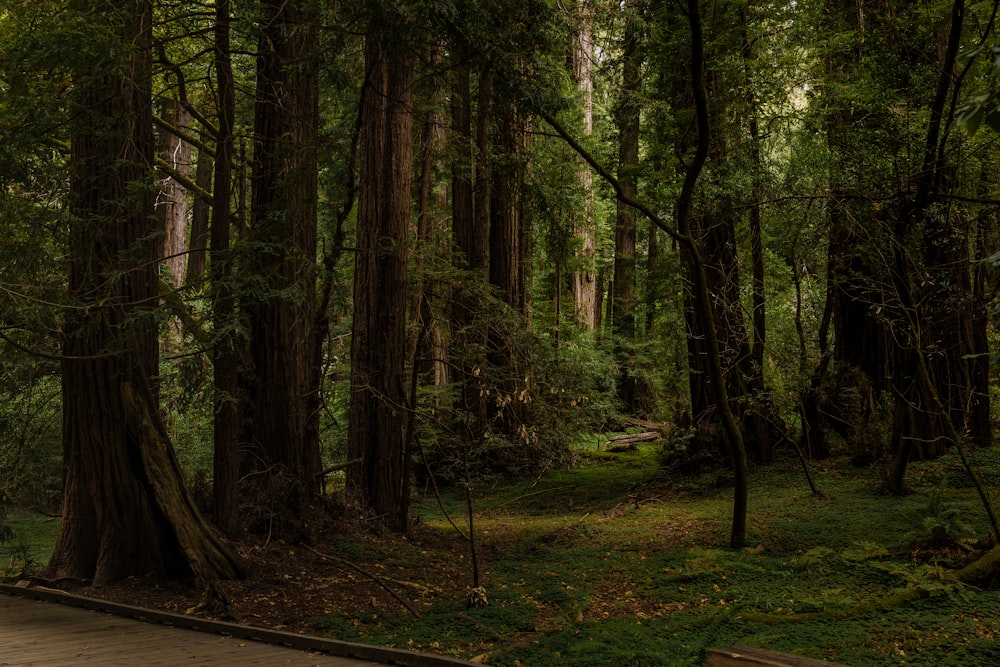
[{"x1": 0, "y1": 583, "x2": 475, "y2": 666}]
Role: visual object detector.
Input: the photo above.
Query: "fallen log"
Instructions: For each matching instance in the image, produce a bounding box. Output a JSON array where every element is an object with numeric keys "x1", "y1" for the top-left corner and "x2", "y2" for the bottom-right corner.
[
  {"x1": 605, "y1": 431, "x2": 660, "y2": 451},
  {"x1": 708, "y1": 646, "x2": 846, "y2": 666}
]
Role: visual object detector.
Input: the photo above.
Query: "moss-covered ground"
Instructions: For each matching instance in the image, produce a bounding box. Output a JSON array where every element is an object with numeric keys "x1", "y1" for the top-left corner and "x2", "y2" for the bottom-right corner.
[
  {"x1": 6, "y1": 444, "x2": 1000, "y2": 665},
  {"x1": 315, "y1": 445, "x2": 1000, "y2": 665}
]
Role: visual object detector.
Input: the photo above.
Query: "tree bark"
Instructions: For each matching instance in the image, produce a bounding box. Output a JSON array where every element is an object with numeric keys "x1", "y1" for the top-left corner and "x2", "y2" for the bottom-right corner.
[
  {"x1": 156, "y1": 99, "x2": 193, "y2": 289},
  {"x1": 450, "y1": 54, "x2": 489, "y2": 439},
  {"x1": 569, "y1": 0, "x2": 598, "y2": 331},
  {"x1": 186, "y1": 132, "x2": 212, "y2": 286},
  {"x1": 211, "y1": 0, "x2": 240, "y2": 539},
  {"x1": 47, "y1": 0, "x2": 242, "y2": 584},
  {"x1": 613, "y1": 0, "x2": 642, "y2": 414},
  {"x1": 245, "y1": 0, "x2": 321, "y2": 517},
  {"x1": 676, "y1": 0, "x2": 749, "y2": 548},
  {"x1": 347, "y1": 14, "x2": 415, "y2": 533}
]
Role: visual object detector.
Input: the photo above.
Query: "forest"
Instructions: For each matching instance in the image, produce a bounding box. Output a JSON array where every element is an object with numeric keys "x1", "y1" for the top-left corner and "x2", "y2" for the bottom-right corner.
[{"x1": 3, "y1": 0, "x2": 1000, "y2": 664}]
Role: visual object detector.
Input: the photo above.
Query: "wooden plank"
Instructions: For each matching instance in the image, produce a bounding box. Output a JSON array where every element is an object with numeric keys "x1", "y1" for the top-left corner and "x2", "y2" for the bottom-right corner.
[
  {"x1": 0, "y1": 584, "x2": 476, "y2": 666},
  {"x1": 707, "y1": 646, "x2": 848, "y2": 667}
]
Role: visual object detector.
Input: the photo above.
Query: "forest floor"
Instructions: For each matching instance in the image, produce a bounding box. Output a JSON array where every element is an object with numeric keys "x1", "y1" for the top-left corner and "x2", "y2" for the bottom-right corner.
[{"x1": 6, "y1": 443, "x2": 1000, "y2": 666}]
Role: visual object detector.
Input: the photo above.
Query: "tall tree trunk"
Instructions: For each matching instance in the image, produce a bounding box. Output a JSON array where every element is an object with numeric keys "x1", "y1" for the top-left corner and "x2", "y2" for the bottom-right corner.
[
  {"x1": 569, "y1": 0, "x2": 598, "y2": 330},
  {"x1": 156, "y1": 99, "x2": 192, "y2": 289},
  {"x1": 411, "y1": 46, "x2": 449, "y2": 392},
  {"x1": 888, "y1": 0, "x2": 990, "y2": 489},
  {"x1": 645, "y1": 223, "x2": 658, "y2": 335},
  {"x1": 741, "y1": 7, "x2": 766, "y2": 397},
  {"x1": 186, "y1": 135, "x2": 212, "y2": 286},
  {"x1": 347, "y1": 14, "x2": 415, "y2": 533},
  {"x1": 489, "y1": 97, "x2": 525, "y2": 313},
  {"x1": 614, "y1": 0, "x2": 642, "y2": 413},
  {"x1": 676, "y1": 0, "x2": 749, "y2": 548},
  {"x1": 665, "y1": 1, "x2": 776, "y2": 464},
  {"x1": 245, "y1": 0, "x2": 321, "y2": 517},
  {"x1": 450, "y1": 55, "x2": 488, "y2": 439},
  {"x1": 47, "y1": 0, "x2": 242, "y2": 584},
  {"x1": 211, "y1": 0, "x2": 240, "y2": 539},
  {"x1": 487, "y1": 94, "x2": 528, "y2": 438}
]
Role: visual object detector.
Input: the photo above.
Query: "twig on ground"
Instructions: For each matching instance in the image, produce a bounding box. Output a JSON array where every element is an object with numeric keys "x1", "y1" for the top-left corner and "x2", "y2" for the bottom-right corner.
[
  {"x1": 301, "y1": 544, "x2": 423, "y2": 619},
  {"x1": 495, "y1": 485, "x2": 577, "y2": 508}
]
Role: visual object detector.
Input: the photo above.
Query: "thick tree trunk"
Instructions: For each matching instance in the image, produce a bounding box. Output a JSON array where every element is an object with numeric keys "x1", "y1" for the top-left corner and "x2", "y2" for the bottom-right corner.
[
  {"x1": 47, "y1": 0, "x2": 242, "y2": 584},
  {"x1": 245, "y1": 0, "x2": 321, "y2": 516},
  {"x1": 347, "y1": 16, "x2": 415, "y2": 532}
]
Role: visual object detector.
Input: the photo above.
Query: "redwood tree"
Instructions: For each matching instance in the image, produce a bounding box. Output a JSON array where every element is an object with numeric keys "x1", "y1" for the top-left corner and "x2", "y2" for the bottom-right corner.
[
  {"x1": 243, "y1": 0, "x2": 322, "y2": 515},
  {"x1": 46, "y1": 0, "x2": 242, "y2": 584},
  {"x1": 346, "y1": 9, "x2": 416, "y2": 532},
  {"x1": 613, "y1": 0, "x2": 643, "y2": 413}
]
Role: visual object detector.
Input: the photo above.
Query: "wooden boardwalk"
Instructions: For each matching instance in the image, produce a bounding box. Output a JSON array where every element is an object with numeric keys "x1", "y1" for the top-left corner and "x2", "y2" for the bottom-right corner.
[{"x1": 0, "y1": 586, "x2": 476, "y2": 667}]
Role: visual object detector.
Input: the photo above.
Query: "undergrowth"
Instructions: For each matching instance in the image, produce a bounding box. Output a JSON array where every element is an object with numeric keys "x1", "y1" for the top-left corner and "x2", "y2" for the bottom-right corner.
[
  {"x1": 314, "y1": 444, "x2": 1000, "y2": 665},
  {"x1": 6, "y1": 439, "x2": 1000, "y2": 665}
]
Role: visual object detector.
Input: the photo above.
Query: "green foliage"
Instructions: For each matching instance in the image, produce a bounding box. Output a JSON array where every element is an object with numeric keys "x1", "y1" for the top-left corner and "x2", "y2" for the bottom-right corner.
[
  {"x1": 313, "y1": 588, "x2": 537, "y2": 656},
  {"x1": 906, "y1": 488, "x2": 979, "y2": 550},
  {"x1": 0, "y1": 496, "x2": 12, "y2": 547},
  {"x1": 957, "y1": 46, "x2": 1000, "y2": 135},
  {"x1": 419, "y1": 274, "x2": 621, "y2": 483},
  {"x1": 0, "y1": 509, "x2": 56, "y2": 579},
  {"x1": 0, "y1": 370, "x2": 61, "y2": 512}
]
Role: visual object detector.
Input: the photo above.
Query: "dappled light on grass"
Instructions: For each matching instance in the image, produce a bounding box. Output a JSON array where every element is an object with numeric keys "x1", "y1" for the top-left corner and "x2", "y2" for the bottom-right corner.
[{"x1": 6, "y1": 444, "x2": 1000, "y2": 665}]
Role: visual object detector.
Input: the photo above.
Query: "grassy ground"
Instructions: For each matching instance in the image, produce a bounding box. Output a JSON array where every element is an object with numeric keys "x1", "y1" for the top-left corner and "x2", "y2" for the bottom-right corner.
[
  {"x1": 0, "y1": 510, "x2": 58, "y2": 576},
  {"x1": 316, "y1": 445, "x2": 1000, "y2": 665},
  {"x1": 5, "y1": 444, "x2": 1000, "y2": 665}
]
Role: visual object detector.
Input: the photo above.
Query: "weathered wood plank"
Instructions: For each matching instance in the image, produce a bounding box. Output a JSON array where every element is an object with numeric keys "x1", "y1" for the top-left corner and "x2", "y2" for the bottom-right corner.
[
  {"x1": 707, "y1": 646, "x2": 848, "y2": 667},
  {"x1": 0, "y1": 589, "x2": 468, "y2": 666}
]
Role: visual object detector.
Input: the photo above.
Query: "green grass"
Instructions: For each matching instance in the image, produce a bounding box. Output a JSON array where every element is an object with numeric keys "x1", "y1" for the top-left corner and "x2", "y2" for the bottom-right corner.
[
  {"x1": 314, "y1": 444, "x2": 1000, "y2": 665},
  {"x1": 6, "y1": 441, "x2": 1000, "y2": 665},
  {"x1": 0, "y1": 510, "x2": 58, "y2": 578}
]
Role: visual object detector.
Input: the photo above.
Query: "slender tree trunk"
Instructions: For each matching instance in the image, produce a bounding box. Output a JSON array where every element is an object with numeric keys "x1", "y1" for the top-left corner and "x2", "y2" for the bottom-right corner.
[
  {"x1": 645, "y1": 223, "x2": 658, "y2": 336},
  {"x1": 677, "y1": 0, "x2": 749, "y2": 548},
  {"x1": 187, "y1": 134, "x2": 212, "y2": 286},
  {"x1": 156, "y1": 99, "x2": 192, "y2": 289},
  {"x1": 211, "y1": 0, "x2": 240, "y2": 539},
  {"x1": 347, "y1": 15, "x2": 415, "y2": 532},
  {"x1": 450, "y1": 55, "x2": 488, "y2": 439},
  {"x1": 741, "y1": 8, "x2": 766, "y2": 396},
  {"x1": 889, "y1": 0, "x2": 987, "y2": 489},
  {"x1": 412, "y1": 46, "x2": 449, "y2": 391},
  {"x1": 614, "y1": 0, "x2": 642, "y2": 413},
  {"x1": 569, "y1": 0, "x2": 598, "y2": 330}
]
